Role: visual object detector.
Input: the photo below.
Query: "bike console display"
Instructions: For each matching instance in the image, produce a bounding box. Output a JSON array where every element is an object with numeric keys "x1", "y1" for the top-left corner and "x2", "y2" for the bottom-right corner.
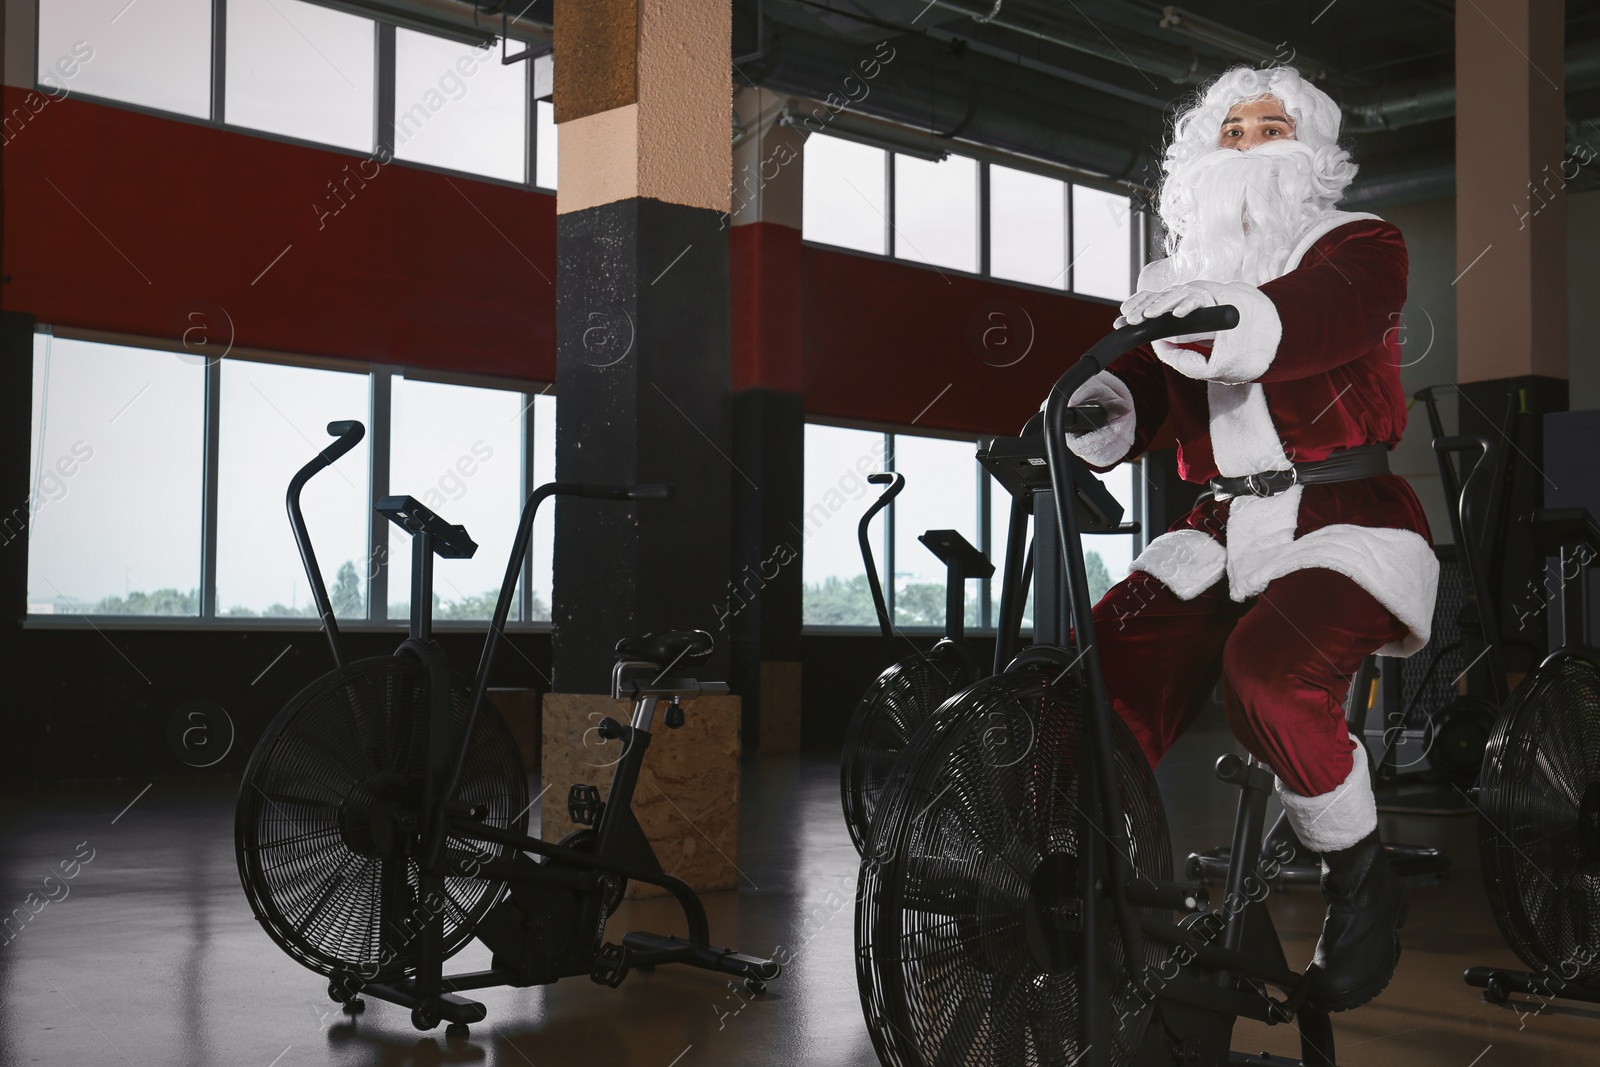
[{"x1": 376, "y1": 495, "x2": 479, "y2": 558}]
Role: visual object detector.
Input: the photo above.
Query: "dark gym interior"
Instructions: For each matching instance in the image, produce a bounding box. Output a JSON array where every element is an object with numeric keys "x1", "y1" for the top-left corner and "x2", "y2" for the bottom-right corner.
[{"x1": 5, "y1": 1, "x2": 1600, "y2": 1065}]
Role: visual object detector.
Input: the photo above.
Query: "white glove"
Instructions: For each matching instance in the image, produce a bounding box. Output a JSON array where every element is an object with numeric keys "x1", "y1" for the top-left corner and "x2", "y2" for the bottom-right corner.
[
  {"x1": 1057, "y1": 371, "x2": 1137, "y2": 468},
  {"x1": 1119, "y1": 282, "x2": 1220, "y2": 325}
]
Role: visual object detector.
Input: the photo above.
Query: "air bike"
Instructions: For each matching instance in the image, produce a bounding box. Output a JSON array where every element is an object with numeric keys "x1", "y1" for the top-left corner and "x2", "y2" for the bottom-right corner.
[
  {"x1": 856, "y1": 307, "x2": 1350, "y2": 1067},
  {"x1": 235, "y1": 420, "x2": 778, "y2": 1039},
  {"x1": 839, "y1": 470, "x2": 996, "y2": 854}
]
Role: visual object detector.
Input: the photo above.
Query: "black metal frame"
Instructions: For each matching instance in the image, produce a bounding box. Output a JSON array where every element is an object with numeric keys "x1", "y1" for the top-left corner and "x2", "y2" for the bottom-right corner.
[
  {"x1": 1032, "y1": 306, "x2": 1343, "y2": 1066},
  {"x1": 271, "y1": 420, "x2": 778, "y2": 1033}
]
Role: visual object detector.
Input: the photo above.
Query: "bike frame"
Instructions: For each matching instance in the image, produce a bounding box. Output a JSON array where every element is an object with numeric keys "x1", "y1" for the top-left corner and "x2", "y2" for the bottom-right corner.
[
  {"x1": 1039, "y1": 307, "x2": 1339, "y2": 1066},
  {"x1": 286, "y1": 430, "x2": 772, "y2": 1025}
]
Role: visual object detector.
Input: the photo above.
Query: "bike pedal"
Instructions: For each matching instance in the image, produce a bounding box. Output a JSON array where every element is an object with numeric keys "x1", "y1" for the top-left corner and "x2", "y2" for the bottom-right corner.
[
  {"x1": 591, "y1": 941, "x2": 629, "y2": 988},
  {"x1": 568, "y1": 784, "x2": 605, "y2": 826}
]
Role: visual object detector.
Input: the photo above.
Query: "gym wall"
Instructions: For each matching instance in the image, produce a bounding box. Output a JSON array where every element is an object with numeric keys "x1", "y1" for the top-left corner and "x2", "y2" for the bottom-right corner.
[{"x1": 4, "y1": 87, "x2": 1125, "y2": 780}]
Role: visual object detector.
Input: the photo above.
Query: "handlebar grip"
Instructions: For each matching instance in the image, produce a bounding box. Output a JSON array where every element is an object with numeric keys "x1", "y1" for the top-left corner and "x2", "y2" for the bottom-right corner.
[
  {"x1": 1063, "y1": 403, "x2": 1108, "y2": 433},
  {"x1": 576, "y1": 483, "x2": 674, "y2": 501},
  {"x1": 316, "y1": 420, "x2": 365, "y2": 467},
  {"x1": 868, "y1": 473, "x2": 895, "y2": 485}
]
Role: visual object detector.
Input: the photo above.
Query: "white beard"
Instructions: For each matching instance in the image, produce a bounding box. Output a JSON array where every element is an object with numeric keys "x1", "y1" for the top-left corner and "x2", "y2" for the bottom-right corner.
[{"x1": 1157, "y1": 139, "x2": 1333, "y2": 287}]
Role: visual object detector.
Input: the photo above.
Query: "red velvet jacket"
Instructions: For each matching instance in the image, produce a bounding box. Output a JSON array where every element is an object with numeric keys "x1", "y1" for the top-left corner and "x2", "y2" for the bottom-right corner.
[{"x1": 1066, "y1": 213, "x2": 1438, "y2": 656}]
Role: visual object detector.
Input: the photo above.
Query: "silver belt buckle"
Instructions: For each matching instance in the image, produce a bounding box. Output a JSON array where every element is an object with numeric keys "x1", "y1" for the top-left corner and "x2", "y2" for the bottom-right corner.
[{"x1": 1245, "y1": 467, "x2": 1298, "y2": 498}]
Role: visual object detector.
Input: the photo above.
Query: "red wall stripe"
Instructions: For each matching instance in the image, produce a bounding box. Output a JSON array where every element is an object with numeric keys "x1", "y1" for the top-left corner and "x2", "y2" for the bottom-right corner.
[
  {"x1": 5, "y1": 92, "x2": 1120, "y2": 436},
  {"x1": 2, "y1": 87, "x2": 557, "y2": 380}
]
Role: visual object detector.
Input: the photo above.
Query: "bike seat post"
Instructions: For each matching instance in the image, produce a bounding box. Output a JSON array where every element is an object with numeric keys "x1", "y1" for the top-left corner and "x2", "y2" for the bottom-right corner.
[
  {"x1": 1215, "y1": 752, "x2": 1275, "y2": 956},
  {"x1": 632, "y1": 695, "x2": 661, "y2": 733}
]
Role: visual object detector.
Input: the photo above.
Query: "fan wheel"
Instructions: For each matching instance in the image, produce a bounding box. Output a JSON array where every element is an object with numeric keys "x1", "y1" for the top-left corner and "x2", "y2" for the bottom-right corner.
[
  {"x1": 841, "y1": 642, "x2": 974, "y2": 856},
  {"x1": 236, "y1": 655, "x2": 529, "y2": 982},
  {"x1": 1478, "y1": 649, "x2": 1600, "y2": 980},
  {"x1": 856, "y1": 659, "x2": 1171, "y2": 1067},
  {"x1": 1431, "y1": 696, "x2": 1494, "y2": 785}
]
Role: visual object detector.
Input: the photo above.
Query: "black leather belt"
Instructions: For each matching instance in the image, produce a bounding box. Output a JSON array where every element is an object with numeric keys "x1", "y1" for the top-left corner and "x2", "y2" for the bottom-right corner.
[{"x1": 1208, "y1": 444, "x2": 1391, "y2": 499}]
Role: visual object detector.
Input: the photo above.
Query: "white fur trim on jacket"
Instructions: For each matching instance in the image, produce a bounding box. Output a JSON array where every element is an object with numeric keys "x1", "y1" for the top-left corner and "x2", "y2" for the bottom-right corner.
[
  {"x1": 1062, "y1": 371, "x2": 1138, "y2": 468},
  {"x1": 1276, "y1": 736, "x2": 1378, "y2": 853},
  {"x1": 1224, "y1": 522, "x2": 1439, "y2": 657},
  {"x1": 1208, "y1": 381, "x2": 1291, "y2": 478},
  {"x1": 1153, "y1": 281, "x2": 1282, "y2": 385},
  {"x1": 1130, "y1": 529, "x2": 1227, "y2": 599}
]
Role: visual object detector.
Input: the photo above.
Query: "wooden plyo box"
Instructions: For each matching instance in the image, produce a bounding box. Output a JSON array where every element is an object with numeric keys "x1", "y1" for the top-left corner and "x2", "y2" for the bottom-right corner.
[{"x1": 541, "y1": 693, "x2": 741, "y2": 898}]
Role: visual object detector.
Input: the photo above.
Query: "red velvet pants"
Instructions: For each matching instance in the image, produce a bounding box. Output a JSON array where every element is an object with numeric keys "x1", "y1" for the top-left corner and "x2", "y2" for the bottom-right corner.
[{"x1": 1091, "y1": 565, "x2": 1408, "y2": 797}]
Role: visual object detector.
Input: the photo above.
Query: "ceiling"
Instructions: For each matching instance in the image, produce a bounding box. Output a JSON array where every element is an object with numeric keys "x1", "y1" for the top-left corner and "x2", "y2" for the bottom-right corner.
[{"x1": 729, "y1": 0, "x2": 1600, "y2": 204}]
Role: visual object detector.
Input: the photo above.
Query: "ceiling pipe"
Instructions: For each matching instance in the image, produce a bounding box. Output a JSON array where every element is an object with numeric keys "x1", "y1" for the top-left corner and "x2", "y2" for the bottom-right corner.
[
  {"x1": 1342, "y1": 36, "x2": 1600, "y2": 132},
  {"x1": 747, "y1": 27, "x2": 1162, "y2": 185},
  {"x1": 919, "y1": 0, "x2": 1221, "y2": 85}
]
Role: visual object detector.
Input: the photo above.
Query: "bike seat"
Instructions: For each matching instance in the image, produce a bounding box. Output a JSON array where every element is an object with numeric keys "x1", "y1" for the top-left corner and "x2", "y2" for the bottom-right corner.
[{"x1": 614, "y1": 630, "x2": 714, "y2": 668}]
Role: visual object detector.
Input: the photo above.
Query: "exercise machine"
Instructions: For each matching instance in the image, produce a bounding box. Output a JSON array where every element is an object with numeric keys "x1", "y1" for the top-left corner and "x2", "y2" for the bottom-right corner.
[
  {"x1": 838, "y1": 471, "x2": 995, "y2": 855},
  {"x1": 857, "y1": 307, "x2": 1358, "y2": 1066},
  {"x1": 235, "y1": 420, "x2": 779, "y2": 1036},
  {"x1": 1443, "y1": 430, "x2": 1600, "y2": 1007}
]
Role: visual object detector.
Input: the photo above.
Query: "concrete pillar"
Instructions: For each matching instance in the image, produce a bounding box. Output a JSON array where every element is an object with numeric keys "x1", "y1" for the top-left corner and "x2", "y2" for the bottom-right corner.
[
  {"x1": 550, "y1": 0, "x2": 734, "y2": 693},
  {"x1": 1454, "y1": 0, "x2": 1569, "y2": 674},
  {"x1": 544, "y1": 0, "x2": 740, "y2": 891},
  {"x1": 1456, "y1": 0, "x2": 1567, "y2": 383}
]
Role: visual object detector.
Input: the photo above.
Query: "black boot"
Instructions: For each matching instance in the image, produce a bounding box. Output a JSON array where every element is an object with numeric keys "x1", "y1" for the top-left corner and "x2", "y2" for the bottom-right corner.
[
  {"x1": 1260, "y1": 810, "x2": 1316, "y2": 871},
  {"x1": 1305, "y1": 828, "x2": 1407, "y2": 1012}
]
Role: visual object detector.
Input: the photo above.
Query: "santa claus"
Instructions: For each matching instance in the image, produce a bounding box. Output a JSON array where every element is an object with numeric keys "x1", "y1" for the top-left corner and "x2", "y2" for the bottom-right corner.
[{"x1": 1065, "y1": 65, "x2": 1437, "y2": 1012}]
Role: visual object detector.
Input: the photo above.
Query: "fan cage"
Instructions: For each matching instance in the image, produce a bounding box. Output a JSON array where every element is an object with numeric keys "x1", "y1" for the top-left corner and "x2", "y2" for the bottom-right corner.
[
  {"x1": 1478, "y1": 648, "x2": 1600, "y2": 982},
  {"x1": 857, "y1": 664, "x2": 1172, "y2": 1067},
  {"x1": 841, "y1": 643, "x2": 974, "y2": 855},
  {"x1": 236, "y1": 655, "x2": 529, "y2": 982}
]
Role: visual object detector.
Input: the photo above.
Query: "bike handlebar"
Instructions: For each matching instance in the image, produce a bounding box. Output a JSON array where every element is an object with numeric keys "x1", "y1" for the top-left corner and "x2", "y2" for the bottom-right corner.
[
  {"x1": 287, "y1": 420, "x2": 368, "y2": 669},
  {"x1": 1054, "y1": 304, "x2": 1241, "y2": 401},
  {"x1": 576, "y1": 483, "x2": 674, "y2": 501},
  {"x1": 859, "y1": 472, "x2": 904, "y2": 653}
]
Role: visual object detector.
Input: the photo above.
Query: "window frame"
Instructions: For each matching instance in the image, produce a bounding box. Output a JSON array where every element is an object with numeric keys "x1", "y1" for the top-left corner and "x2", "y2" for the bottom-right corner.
[
  {"x1": 23, "y1": 324, "x2": 556, "y2": 631},
  {"x1": 800, "y1": 416, "x2": 1146, "y2": 636},
  {"x1": 29, "y1": 0, "x2": 549, "y2": 193}
]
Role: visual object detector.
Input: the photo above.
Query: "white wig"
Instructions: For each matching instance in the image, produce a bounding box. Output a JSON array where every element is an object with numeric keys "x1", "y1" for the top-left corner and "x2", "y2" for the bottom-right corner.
[{"x1": 1158, "y1": 65, "x2": 1357, "y2": 254}]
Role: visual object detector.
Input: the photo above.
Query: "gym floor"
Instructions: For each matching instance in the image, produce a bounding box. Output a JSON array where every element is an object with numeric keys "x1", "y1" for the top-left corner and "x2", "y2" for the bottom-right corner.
[{"x1": 0, "y1": 716, "x2": 1592, "y2": 1067}]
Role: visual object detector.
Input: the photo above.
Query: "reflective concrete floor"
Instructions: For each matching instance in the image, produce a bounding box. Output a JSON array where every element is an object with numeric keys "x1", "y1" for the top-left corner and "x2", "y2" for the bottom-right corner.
[{"x1": 1, "y1": 720, "x2": 1595, "y2": 1067}]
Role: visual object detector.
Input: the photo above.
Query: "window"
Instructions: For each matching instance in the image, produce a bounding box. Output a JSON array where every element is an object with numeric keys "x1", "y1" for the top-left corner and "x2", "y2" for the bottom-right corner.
[
  {"x1": 224, "y1": 0, "x2": 376, "y2": 151},
  {"x1": 215, "y1": 359, "x2": 371, "y2": 618},
  {"x1": 893, "y1": 153, "x2": 979, "y2": 273},
  {"x1": 1072, "y1": 185, "x2": 1136, "y2": 302},
  {"x1": 801, "y1": 137, "x2": 1142, "y2": 300},
  {"x1": 990, "y1": 165, "x2": 1066, "y2": 289},
  {"x1": 802, "y1": 134, "x2": 887, "y2": 255},
  {"x1": 534, "y1": 100, "x2": 557, "y2": 189},
  {"x1": 26, "y1": 328, "x2": 555, "y2": 627},
  {"x1": 38, "y1": 0, "x2": 213, "y2": 118},
  {"x1": 27, "y1": 335, "x2": 205, "y2": 616},
  {"x1": 36, "y1": 2, "x2": 547, "y2": 187},
  {"x1": 394, "y1": 30, "x2": 528, "y2": 183},
  {"x1": 890, "y1": 434, "x2": 981, "y2": 628},
  {"x1": 801, "y1": 425, "x2": 888, "y2": 627},
  {"x1": 803, "y1": 423, "x2": 1143, "y2": 630},
  {"x1": 527, "y1": 393, "x2": 556, "y2": 620},
  {"x1": 387, "y1": 376, "x2": 529, "y2": 621}
]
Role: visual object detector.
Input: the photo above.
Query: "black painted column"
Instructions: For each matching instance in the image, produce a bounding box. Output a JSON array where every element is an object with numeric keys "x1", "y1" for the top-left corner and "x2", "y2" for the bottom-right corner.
[{"x1": 549, "y1": 0, "x2": 734, "y2": 694}]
